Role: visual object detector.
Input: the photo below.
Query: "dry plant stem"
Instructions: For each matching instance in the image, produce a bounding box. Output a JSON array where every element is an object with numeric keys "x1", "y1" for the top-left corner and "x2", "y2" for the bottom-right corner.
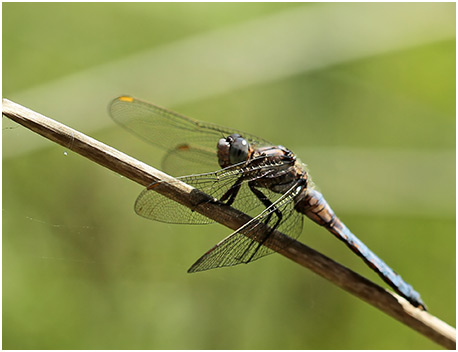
[{"x1": 2, "y1": 98, "x2": 456, "y2": 349}]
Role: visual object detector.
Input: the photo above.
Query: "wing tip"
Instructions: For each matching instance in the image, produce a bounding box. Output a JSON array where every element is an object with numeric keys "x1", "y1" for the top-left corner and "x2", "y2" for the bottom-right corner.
[{"x1": 118, "y1": 95, "x2": 134, "y2": 102}]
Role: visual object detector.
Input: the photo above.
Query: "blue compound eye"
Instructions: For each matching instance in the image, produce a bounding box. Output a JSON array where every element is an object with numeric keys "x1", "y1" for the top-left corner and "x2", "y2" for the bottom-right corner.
[{"x1": 229, "y1": 136, "x2": 249, "y2": 164}]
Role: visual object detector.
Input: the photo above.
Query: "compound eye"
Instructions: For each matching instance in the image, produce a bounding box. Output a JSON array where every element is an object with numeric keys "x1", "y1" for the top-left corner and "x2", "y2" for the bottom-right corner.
[{"x1": 229, "y1": 137, "x2": 249, "y2": 164}]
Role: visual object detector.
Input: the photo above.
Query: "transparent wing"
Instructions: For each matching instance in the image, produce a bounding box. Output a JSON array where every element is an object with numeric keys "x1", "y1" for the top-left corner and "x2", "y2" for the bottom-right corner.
[
  {"x1": 109, "y1": 96, "x2": 273, "y2": 175},
  {"x1": 135, "y1": 160, "x2": 288, "y2": 224},
  {"x1": 188, "y1": 182, "x2": 304, "y2": 272},
  {"x1": 160, "y1": 145, "x2": 217, "y2": 176}
]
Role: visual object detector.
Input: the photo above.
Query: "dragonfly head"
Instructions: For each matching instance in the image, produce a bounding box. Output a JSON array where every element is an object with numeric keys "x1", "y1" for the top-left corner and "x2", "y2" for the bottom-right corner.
[{"x1": 217, "y1": 134, "x2": 251, "y2": 168}]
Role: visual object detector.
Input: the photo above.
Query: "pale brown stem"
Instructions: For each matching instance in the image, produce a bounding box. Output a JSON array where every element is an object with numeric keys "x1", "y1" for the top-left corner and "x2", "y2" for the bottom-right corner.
[{"x1": 2, "y1": 98, "x2": 455, "y2": 349}]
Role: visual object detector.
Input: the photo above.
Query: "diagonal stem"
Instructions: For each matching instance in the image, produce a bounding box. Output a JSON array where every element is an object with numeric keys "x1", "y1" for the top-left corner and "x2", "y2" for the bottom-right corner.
[{"x1": 2, "y1": 98, "x2": 455, "y2": 349}]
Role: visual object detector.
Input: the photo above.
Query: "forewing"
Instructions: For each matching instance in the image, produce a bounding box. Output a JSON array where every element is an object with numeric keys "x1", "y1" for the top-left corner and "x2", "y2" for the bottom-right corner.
[
  {"x1": 161, "y1": 145, "x2": 218, "y2": 176},
  {"x1": 134, "y1": 159, "x2": 290, "y2": 224},
  {"x1": 188, "y1": 183, "x2": 304, "y2": 272},
  {"x1": 109, "y1": 96, "x2": 274, "y2": 175}
]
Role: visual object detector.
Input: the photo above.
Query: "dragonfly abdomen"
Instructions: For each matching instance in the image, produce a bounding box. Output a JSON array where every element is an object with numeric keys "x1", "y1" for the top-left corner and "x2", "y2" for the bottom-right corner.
[{"x1": 295, "y1": 189, "x2": 426, "y2": 310}]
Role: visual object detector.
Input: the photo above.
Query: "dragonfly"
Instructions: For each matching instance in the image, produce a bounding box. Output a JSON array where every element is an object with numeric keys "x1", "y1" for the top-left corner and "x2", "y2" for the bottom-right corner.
[{"x1": 109, "y1": 95, "x2": 426, "y2": 310}]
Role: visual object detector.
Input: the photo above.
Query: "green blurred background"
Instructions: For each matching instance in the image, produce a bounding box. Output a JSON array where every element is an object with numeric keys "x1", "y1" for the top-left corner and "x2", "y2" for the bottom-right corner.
[{"x1": 3, "y1": 3, "x2": 455, "y2": 349}]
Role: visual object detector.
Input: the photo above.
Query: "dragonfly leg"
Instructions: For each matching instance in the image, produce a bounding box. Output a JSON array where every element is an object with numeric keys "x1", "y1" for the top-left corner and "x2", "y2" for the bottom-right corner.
[
  {"x1": 219, "y1": 175, "x2": 244, "y2": 206},
  {"x1": 189, "y1": 175, "x2": 243, "y2": 211},
  {"x1": 239, "y1": 183, "x2": 283, "y2": 263}
]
